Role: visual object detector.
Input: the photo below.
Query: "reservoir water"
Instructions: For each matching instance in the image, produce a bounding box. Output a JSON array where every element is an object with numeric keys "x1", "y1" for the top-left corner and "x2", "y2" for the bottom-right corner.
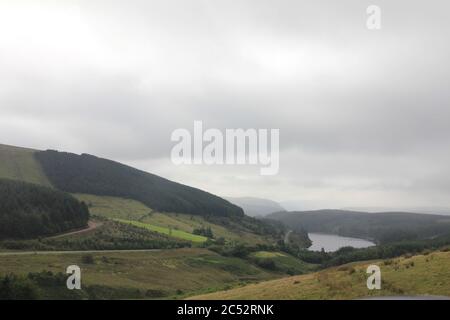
[{"x1": 308, "y1": 233, "x2": 375, "y2": 252}]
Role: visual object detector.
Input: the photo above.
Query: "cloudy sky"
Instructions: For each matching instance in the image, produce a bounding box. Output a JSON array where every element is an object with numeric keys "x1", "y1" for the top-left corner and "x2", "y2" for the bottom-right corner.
[{"x1": 1, "y1": 0, "x2": 450, "y2": 210}]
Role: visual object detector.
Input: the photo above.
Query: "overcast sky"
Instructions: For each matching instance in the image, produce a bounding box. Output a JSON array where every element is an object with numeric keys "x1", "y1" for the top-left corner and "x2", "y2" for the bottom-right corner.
[{"x1": 1, "y1": 0, "x2": 450, "y2": 210}]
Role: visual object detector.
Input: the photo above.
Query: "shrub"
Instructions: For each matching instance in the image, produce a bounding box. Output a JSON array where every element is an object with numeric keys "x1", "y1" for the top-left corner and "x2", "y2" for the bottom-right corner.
[
  {"x1": 82, "y1": 254, "x2": 95, "y2": 264},
  {"x1": 0, "y1": 274, "x2": 40, "y2": 300},
  {"x1": 383, "y1": 259, "x2": 394, "y2": 266},
  {"x1": 253, "y1": 258, "x2": 277, "y2": 271}
]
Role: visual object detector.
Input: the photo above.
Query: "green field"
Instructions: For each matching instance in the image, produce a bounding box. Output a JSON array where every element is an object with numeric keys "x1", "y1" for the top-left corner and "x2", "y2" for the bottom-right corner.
[
  {"x1": 75, "y1": 194, "x2": 207, "y2": 243},
  {"x1": 74, "y1": 194, "x2": 268, "y2": 244},
  {"x1": 0, "y1": 144, "x2": 52, "y2": 187},
  {"x1": 191, "y1": 250, "x2": 450, "y2": 299},
  {"x1": 115, "y1": 219, "x2": 208, "y2": 243},
  {"x1": 74, "y1": 194, "x2": 152, "y2": 220},
  {"x1": 0, "y1": 248, "x2": 281, "y2": 299},
  {"x1": 141, "y1": 212, "x2": 266, "y2": 244}
]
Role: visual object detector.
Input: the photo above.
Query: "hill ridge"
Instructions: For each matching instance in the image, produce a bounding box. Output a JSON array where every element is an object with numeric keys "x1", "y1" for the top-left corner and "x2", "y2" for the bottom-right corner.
[{"x1": 0, "y1": 143, "x2": 244, "y2": 217}]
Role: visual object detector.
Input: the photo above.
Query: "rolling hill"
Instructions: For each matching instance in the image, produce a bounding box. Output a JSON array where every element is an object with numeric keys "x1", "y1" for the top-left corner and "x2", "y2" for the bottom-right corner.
[
  {"x1": 73, "y1": 193, "x2": 270, "y2": 245},
  {"x1": 0, "y1": 248, "x2": 279, "y2": 299},
  {"x1": 0, "y1": 144, "x2": 243, "y2": 218},
  {"x1": 190, "y1": 249, "x2": 450, "y2": 299},
  {"x1": 0, "y1": 143, "x2": 285, "y2": 246},
  {"x1": 35, "y1": 150, "x2": 244, "y2": 217}
]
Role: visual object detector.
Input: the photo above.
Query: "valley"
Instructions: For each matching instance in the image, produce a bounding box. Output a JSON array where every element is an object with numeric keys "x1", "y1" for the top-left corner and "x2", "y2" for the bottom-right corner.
[{"x1": 0, "y1": 143, "x2": 449, "y2": 300}]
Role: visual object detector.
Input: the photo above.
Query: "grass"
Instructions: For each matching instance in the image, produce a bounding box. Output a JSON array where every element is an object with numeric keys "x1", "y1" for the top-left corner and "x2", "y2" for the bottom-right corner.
[
  {"x1": 0, "y1": 144, "x2": 52, "y2": 187},
  {"x1": 0, "y1": 248, "x2": 281, "y2": 299},
  {"x1": 73, "y1": 194, "x2": 152, "y2": 220},
  {"x1": 142, "y1": 212, "x2": 266, "y2": 244},
  {"x1": 252, "y1": 251, "x2": 287, "y2": 258},
  {"x1": 0, "y1": 219, "x2": 189, "y2": 251},
  {"x1": 189, "y1": 250, "x2": 450, "y2": 299},
  {"x1": 115, "y1": 219, "x2": 208, "y2": 243},
  {"x1": 73, "y1": 194, "x2": 269, "y2": 244},
  {"x1": 249, "y1": 251, "x2": 318, "y2": 275}
]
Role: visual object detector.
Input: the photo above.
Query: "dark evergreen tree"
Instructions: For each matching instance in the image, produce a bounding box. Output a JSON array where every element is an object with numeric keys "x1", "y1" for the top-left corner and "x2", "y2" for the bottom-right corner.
[
  {"x1": 0, "y1": 179, "x2": 89, "y2": 239},
  {"x1": 35, "y1": 150, "x2": 244, "y2": 217}
]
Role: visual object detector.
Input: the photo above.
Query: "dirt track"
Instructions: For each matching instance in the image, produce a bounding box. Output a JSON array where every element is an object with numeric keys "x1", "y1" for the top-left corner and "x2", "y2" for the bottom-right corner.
[{"x1": 47, "y1": 221, "x2": 102, "y2": 239}]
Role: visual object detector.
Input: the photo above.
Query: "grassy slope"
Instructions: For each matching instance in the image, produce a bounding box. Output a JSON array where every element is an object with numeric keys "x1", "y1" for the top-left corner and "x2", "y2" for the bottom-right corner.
[
  {"x1": 74, "y1": 193, "x2": 152, "y2": 220},
  {"x1": 35, "y1": 150, "x2": 244, "y2": 217},
  {"x1": 142, "y1": 212, "x2": 267, "y2": 245},
  {"x1": 0, "y1": 248, "x2": 281, "y2": 298},
  {"x1": 190, "y1": 250, "x2": 450, "y2": 299},
  {"x1": 115, "y1": 219, "x2": 208, "y2": 243},
  {"x1": 250, "y1": 251, "x2": 317, "y2": 274},
  {"x1": 0, "y1": 144, "x2": 51, "y2": 187},
  {"x1": 75, "y1": 193, "x2": 268, "y2": 245},
  {"x1": 0, "y1": 145, "x2": 268, "y2": 245}
]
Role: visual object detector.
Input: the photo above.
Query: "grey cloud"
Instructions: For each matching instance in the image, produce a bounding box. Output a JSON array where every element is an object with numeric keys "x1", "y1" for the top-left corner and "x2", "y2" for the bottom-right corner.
[{"x1": 1, "y1": 0, "x2": 450, "y2": 208}]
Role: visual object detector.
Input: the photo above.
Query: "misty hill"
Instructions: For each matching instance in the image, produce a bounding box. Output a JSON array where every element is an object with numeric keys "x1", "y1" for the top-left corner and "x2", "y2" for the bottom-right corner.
[
  {"x1": 267, "y1": 209, "x2": 450, "y2": 244},
  {"x1": 0, "y1": 178, "x2": 89, "y2": 239},
  {"x1": 225, "y1": 197, "x2": 285, "y2": 217}
]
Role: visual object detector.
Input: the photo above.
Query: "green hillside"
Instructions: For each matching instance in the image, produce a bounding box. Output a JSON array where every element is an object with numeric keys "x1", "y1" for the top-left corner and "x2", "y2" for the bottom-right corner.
[
  {"x1": 115, "y1": 219, "x2": 208, "y2": 243},
  {"x1": 249, "y1": 251, "x2": 318, "y2": 275},
  {"x1": 0, "y1": 144, "x2": 244, "y2": 218},
  {"x1": 190, "y1": 249, "x2": 450, "y2": 299},
  {"x1": 0, "y1": 144, "x2": 51, "y2": 187},
  {"x1": 0, "y1": 144, "x2": 264, "y2": 244},
  {"x1": 74, "y1": 193, "x2": 152, "y2": 221},
  {"x1": 74, "y1": 193, "x2": 273, "y2": 245},
  {"x1": 35, "y1": 150, "x2": 244, "y2": 217},
  {"x1": 0, "y1": 248, "x2": 283, "y2": 299},
  {"x1": 0, "y1": 219, "x2": 190, "y2": 251},
  {"x1": 0, "y1": 140, "x2": 287, "y2": 247}
]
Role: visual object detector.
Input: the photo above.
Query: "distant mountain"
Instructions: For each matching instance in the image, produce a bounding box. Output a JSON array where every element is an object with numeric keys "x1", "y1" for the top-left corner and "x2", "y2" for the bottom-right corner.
[
  {"x1": 267, "y1": 209, "x2": 450, "y2": 244},
  {"x1": 0, "y1": 144, "x2": 243, "y2": 217},
  {"x1": 342, "y1": 206, "x2": 450, "y2": 216},
  {"x1": 225, "y1": 197, "x2": 285, "y2": 217}
]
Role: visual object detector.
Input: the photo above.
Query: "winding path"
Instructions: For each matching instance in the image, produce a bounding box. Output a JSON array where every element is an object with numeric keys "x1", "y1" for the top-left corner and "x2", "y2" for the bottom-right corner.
[{"x1": 47, "y1": 221, "x2": 102, "y2": 239}]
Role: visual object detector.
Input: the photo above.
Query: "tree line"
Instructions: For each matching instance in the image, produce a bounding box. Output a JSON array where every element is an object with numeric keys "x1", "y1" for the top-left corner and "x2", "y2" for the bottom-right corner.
[{"x1": 0, "y1": 179, "x2": 89, "y2": 239}]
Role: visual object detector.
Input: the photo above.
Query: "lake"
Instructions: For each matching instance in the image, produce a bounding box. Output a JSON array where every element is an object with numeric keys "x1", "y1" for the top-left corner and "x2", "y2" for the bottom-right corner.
[{"x1": 308, "y1": 233, "x2": 375, "y2": 252}]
